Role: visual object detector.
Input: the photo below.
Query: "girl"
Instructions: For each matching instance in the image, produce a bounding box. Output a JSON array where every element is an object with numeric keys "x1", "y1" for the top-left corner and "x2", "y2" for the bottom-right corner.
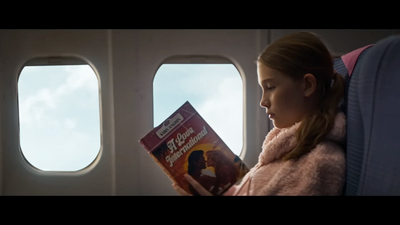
[{"x1": 173, "y1": 31, "x2": 346, "y2": 196}]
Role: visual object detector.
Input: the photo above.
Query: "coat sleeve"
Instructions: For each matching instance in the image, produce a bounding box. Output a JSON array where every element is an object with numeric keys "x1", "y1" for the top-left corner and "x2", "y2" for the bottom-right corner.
[
  {"x1": 223, "y1": 168, "x2": 253, "y2": 196},
  {"x1": 223, "y1": 185, "x2": 238, "y2": 196}
]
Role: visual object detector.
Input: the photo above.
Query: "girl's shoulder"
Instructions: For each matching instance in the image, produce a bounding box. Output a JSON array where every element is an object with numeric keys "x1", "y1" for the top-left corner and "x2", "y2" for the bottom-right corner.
[
  {"x1": 291, "y1": 139, "x2": 346, "y2": 188},
  {"x1": 314, "y1": 139, "x2": 345, "y2": 161},
  {"x1": 300, "y1": 111, "x2": 347, "y2": 174},
  {"x1": 323, "y1": 111, "x2": 346, "y2": 145}
]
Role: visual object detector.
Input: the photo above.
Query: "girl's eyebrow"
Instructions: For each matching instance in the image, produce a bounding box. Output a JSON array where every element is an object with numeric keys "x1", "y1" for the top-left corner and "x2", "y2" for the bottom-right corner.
[{"x1": 261, "y1": 78, "x2": 274, "y2": 85}]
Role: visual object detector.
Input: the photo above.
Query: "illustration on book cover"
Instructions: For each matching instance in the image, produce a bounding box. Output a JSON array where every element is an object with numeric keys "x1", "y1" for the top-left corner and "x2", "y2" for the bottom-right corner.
[{"x1": 139, "y1": 101, "x2": 249, "y2": 196}]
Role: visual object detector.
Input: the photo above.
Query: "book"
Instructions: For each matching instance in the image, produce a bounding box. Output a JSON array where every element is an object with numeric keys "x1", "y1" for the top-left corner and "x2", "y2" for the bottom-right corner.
[{"x1": 139, "y1": 101, "x2": 250, "y2": 196}]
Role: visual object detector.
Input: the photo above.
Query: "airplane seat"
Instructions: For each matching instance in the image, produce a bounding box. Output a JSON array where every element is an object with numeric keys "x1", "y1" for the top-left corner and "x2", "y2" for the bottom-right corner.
[{"x1": 333, "y1": 35, "x2": 400, "y2": 195}]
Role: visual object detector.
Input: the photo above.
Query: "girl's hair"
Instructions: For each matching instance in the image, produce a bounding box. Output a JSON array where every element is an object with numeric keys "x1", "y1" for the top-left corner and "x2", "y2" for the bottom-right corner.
[{"x1": 257, "y1": 32, "x2": 345, "y2": 161}]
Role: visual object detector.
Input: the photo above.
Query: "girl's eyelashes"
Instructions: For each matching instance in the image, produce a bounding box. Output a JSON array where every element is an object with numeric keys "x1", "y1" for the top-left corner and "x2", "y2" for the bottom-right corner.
[{"x1": 259, "y1": 83, "x2": 275, "y2": 91}]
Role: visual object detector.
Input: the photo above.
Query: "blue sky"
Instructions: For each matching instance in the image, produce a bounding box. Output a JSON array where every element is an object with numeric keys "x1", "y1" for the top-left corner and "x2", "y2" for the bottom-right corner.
[{"x1": 18, "y1": 64, "x2": 243, "y2": 171}]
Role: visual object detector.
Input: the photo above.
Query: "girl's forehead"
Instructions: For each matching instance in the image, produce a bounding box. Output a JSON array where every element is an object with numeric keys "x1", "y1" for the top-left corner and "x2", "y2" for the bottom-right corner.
[
  {"x1": 258, "y1": 64, "x2": 301, "y2": 87},
  {"x1": 258, "y1": 64, "x2": 283, "y2": 81}
]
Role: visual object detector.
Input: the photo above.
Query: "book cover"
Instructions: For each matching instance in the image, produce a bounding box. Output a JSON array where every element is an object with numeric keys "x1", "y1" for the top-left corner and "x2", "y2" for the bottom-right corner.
[{"x1": 139, "y1": 101, "x2": 249, "y2": 196}]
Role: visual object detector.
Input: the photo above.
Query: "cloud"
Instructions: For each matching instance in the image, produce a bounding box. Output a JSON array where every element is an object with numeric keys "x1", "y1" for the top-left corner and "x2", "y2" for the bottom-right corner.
[
  {"x1": 179, "y1": 65, "x2": 241, "y2": 99},
  {"x1": 19, "y1": 65, "x2": 99, "y2": 127},
  {"x1": 19, "y1": 88, "x2": 56, "y2": 125},
  {"x1": 197, "y1": 77, "x2": 243, "y2": 155},
  {"x1": 57, "y1": 65, "x2": 98, "y2": 96},
  {"x1": 64, "y1": 118, "x2": 76, "y2": 129},
  {"x1": 66, "y1": 66, "x2": 98, "y2": 90}
]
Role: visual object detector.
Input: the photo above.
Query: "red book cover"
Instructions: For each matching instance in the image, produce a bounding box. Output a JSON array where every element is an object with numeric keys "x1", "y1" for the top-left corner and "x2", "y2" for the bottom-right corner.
[{"x1": 139, "y1": 101, "x2": 249, "y2": 196}]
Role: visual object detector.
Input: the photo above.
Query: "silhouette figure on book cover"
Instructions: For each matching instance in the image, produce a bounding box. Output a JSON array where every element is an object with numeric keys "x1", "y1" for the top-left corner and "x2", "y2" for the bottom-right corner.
[
  {"x1": 187, "y1": 150, "x2": 217, "y2": 195},
  {"x1": 187, "y1": 149, "x2": 239, "y2": 195}
]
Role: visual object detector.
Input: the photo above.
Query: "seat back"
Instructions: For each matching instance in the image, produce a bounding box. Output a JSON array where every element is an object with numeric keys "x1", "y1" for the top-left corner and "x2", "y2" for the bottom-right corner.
[{"x1": 334, "y1": 35, "x2": 400, "y2": 195}]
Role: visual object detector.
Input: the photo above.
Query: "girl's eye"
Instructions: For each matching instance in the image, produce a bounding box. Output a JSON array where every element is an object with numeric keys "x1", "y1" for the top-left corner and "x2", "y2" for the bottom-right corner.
[{"x1": 267, "y1": 86, "x2": 275, "y2": 90}]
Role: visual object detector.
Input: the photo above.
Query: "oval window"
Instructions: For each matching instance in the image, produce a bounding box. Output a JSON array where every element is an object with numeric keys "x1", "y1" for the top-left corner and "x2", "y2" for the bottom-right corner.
[{"x1": 18, "y1": 63, "x2": 101, "y2": 171}]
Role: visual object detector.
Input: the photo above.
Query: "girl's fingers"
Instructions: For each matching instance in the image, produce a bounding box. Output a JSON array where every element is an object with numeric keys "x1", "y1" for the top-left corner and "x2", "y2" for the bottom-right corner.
[
  {"x1": 172, "y1": 183, "x2": 192, "y2": 196},
  {"x1": 183, "y1": 174, "x2": 213, "y2": 196}
]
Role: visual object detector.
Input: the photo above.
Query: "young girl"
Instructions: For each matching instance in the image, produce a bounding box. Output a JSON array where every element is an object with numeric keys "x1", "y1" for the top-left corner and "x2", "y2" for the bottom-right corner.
[{"x1": 173, "y1": 31, "x2": 346, "y2": 196}]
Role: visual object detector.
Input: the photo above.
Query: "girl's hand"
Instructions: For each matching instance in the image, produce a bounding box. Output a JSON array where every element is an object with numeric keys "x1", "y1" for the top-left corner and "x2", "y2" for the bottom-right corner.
[
  {"x1": 172, "y1": 174, "x2": 213, "y2": 196},
  {"x1": 172, "y1": 182, "x2": 192, "y2": 196}
]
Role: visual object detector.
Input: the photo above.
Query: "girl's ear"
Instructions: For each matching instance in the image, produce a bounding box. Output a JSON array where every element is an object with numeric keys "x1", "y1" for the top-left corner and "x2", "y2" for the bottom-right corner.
[{"x1": 303, "y1": 73, "x2": 317, "y2": 97}]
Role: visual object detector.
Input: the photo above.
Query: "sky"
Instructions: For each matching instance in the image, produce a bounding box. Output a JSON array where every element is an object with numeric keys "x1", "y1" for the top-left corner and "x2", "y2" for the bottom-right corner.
[
  {"x1": 18, "y1": 65, "x2": 101, "y2": 171},
  {"x1": 18, "y1": 64, "x2": 243, "y2": 172}
]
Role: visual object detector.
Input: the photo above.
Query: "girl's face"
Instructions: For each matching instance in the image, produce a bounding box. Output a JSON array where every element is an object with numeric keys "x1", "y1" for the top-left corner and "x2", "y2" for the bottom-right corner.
[{"x1": 257, "y1": 63, "x2": 310, "y2": 129}]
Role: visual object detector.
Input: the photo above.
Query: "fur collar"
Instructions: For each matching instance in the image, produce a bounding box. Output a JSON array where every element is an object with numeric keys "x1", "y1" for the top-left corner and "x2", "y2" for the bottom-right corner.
[{"x1": 256, "y1": 112, "x2": 346, "y2": 166}]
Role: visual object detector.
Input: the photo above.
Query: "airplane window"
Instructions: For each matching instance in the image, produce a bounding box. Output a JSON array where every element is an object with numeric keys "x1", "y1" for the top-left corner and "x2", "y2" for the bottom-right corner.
[
  {"x1": 153, "y1": 64, "x2": 243, "y2": 156},
  {"x1": 18, "y1": 64, "x2": 101, "y2": 172}
]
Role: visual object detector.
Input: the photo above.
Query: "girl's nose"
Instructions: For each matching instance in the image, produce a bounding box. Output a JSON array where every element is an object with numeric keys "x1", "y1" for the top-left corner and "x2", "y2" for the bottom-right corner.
[{"x1": 260, "y1": 97, "x2": 270, "y2": 108}]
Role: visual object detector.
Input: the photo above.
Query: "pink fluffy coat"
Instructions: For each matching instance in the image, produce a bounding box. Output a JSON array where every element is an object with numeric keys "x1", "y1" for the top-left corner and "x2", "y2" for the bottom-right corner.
[{"x1": 225, "y1": 112, "x2": 346, "y2": 196}]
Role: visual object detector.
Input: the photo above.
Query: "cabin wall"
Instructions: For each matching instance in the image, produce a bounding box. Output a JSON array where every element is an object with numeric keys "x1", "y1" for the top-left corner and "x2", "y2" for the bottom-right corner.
[{"x1": 0, "y1": 30, "x2": 115, "y2": 195}]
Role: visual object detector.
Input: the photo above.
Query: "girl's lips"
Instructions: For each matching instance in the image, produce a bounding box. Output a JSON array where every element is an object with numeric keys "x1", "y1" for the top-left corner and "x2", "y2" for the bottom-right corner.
[{"x1": 268, "y1": 114, "x2": 275, "y2": 119}]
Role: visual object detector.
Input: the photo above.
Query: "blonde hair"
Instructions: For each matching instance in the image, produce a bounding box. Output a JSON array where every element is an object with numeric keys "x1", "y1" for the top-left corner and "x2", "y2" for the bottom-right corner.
[{"x1": 258, "y1": 32, "x2": 345, "y2": 161}]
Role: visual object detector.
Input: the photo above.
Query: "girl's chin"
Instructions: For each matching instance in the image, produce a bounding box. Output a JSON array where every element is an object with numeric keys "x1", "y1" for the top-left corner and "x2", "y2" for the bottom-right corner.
[{"x1": 272, "y1": 120, "x2": 295, "y2": 129}]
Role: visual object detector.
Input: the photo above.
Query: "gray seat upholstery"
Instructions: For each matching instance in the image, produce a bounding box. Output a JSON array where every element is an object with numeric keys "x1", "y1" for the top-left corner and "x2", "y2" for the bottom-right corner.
[{"x1": 333, "y1": 35, "x2": 400, "y2": 195}]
